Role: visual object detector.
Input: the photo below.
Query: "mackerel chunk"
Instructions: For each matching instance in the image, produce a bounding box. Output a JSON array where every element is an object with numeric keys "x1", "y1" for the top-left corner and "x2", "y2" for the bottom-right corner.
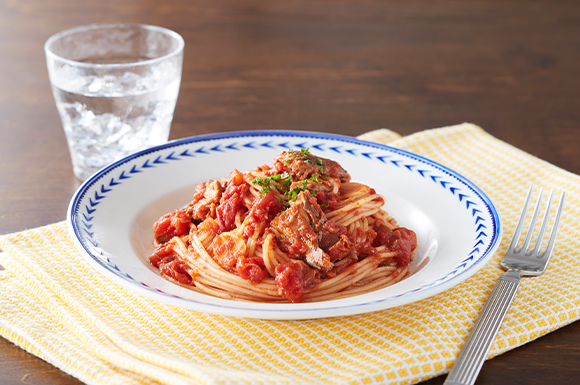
[
  {"x1": 269, "y1": 191, "x2": 333, "y2": 272},
  {"x1": 185, "y1": 180, "x2": 223, "y2": 221},
  {"x1": 273, "y1": 150, "x2": 351, "y2": 182}
]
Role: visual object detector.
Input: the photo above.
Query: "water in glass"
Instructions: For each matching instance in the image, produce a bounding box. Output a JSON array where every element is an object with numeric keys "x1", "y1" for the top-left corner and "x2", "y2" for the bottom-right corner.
[{"x1": 51, "y1": 59, "x2": 180, "y2": 181}]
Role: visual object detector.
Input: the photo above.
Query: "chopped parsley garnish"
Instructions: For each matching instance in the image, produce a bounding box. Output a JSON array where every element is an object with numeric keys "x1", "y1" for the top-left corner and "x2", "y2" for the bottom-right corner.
[
  {"x1": 279, "y1": 172, "x2": 293, "y2": 187},
  {"x1": 253, "y1": 149, "x2": 327, "y2": 201},
  {"x1": 316, "y1": 159, "x2": 326, "y2": 173},
  {"x1": 300, "y1": 147, "x2": 312, "y2": 163},
  {"x1": 251, "y1": 172, "x2": 294, "y2": 196},
  {"x1": 251, "y1": 176, "x2": 272, "y2": 196},
  {"x1": 310, "y1": 173, "x2": 322, "y2": 183},
  {"x1": 285, "y1": 179, "x2": 317, "y2": 201},
  {"x1": 251, "y1": 176, "x2": 269, "y2": 186}
]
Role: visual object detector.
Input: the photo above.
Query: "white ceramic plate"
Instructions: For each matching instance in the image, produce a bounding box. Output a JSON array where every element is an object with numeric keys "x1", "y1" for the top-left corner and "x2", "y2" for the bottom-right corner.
[{"x1": 68, "y1": 130, "x2": 501, "y2": 320}]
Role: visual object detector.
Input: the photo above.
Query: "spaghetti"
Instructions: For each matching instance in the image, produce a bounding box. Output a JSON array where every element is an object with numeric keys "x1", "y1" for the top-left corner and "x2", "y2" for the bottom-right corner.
[{"x1": 149, "y1": 149, "x2": 417, "y2": 302}]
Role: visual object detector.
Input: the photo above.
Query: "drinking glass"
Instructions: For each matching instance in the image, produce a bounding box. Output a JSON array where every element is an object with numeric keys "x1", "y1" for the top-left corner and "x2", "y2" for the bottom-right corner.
[{"x1": 45, "y1": 23, "x2": 184, "y2": 181}]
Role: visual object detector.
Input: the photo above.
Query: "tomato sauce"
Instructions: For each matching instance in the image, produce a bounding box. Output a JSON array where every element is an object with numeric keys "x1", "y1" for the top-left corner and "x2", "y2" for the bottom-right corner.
[
  {"x1": 243, "y1": 191, "x2": 281, "y2": 238},
  {"x1": 153, "y1": 210, "x2": 191, "y2": 244},
  {"x1": 373, "y1": 224, "x2": 417, "y2": 265},
  {"x1": 216, "y1": 184, "x2": 245, "y2": 233},
  {"x1": 149, "y1": 243, "x2": 193, "y2": 285},
  {"x1": 275, "y1": 259, "x2": 321, "y2": 302},
  {"x1": 237, "y1": 257, "x2": 266, "y2": 284}
]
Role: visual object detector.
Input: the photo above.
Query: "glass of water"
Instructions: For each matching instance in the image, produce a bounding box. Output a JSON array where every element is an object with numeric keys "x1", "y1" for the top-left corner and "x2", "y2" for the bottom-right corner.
[{"x1": 45, "y1": 23, "x2": 184, "y2": 181}]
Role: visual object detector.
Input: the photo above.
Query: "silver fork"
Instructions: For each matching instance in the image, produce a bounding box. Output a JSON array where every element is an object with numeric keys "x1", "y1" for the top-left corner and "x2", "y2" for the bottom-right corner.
[{"x1": 444, "y1": 186, "x2": 565, "y2": 385}]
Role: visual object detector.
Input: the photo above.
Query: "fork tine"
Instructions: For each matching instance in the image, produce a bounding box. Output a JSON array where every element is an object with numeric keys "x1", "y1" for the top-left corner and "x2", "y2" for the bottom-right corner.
[
  {"x1": 528, "y1": 189, "x2": 554, "y2": 256},
  {"x1": 539, "y1": 191, "x2": 565, "y2": 259},
  {"x1": 508, "y1": 186, "x2": 534, "y2": 253},
  {"x1": 521, "y1": 187, "x2": 544, "y2": 253}
]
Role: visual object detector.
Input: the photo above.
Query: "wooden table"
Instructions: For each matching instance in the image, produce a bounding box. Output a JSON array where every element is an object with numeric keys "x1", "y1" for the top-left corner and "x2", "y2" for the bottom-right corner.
[{"x1": 1, "y1": 1, "x2": 579, "y2": 384}]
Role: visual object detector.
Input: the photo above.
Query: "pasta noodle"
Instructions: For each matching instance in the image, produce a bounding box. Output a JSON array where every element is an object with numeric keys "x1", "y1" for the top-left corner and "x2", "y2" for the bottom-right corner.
[{"x1": 148, "y1": 149, "x2": 417, "y2": 302}]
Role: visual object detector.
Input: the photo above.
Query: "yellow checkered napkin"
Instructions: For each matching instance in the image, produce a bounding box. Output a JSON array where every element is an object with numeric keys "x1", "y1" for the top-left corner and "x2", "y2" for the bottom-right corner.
[{"x1": 1, "y1": 123, "x2": 579, "y2": 385}]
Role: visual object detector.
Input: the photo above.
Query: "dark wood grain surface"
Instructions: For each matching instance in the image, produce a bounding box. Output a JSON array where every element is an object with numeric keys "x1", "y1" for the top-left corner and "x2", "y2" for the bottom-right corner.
[{"x1": 1, "y1": 1, "x2": 579, "y2": 384}]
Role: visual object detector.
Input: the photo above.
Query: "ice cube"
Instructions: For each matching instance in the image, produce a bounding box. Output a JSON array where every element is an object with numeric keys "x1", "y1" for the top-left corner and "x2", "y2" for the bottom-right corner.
[{"x1": 88, "y1": 77, "x2": 103, "y2": 93}]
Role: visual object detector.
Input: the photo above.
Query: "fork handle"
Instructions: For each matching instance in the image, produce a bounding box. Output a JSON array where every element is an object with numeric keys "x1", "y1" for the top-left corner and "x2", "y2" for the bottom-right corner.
[{"x1": 444, "y1": 270, "x2": 521, "y2": 385}]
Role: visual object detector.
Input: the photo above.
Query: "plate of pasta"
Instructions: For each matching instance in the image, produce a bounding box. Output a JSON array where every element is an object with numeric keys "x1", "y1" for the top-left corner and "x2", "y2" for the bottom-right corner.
[{"x1": 68, "y1": 130, "x2": 501, "y2": 319}]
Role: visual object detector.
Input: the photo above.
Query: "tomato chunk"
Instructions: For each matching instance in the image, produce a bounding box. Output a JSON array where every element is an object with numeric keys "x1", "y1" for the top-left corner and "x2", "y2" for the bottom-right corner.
[
  {"x1": 160, "y1": 260, "x2": 193, "y2": 285},
  {"x1": 237, "y1": 257, "x2": 266, "y2": 284},
  {"x1": 373, "y1": 224, "x2": 416, "y2": 266},
  {"x1": 216, "y1": 185, "x2": 245, "y2": 233},
  {"x1": 149, "y1": 243, "x2": 193, "y2": 285},
  {"x1": 275, "y1": 259, "x2": 321, "y2": 302},
  {"x1": 153, "y1": 210, "x2": 192, "y2": 243},
  {"x1": 244, "y1": 191, "x2": 281, "y2": 238},
  {"x1": 149, "y1": 243, "x2": 176, "y2": 268}
]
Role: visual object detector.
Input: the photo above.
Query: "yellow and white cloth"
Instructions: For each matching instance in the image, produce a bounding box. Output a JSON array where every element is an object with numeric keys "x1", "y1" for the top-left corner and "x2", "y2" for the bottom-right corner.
[{"x1": 1, "y1": 123, "x2": 579, "y2": 385}]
